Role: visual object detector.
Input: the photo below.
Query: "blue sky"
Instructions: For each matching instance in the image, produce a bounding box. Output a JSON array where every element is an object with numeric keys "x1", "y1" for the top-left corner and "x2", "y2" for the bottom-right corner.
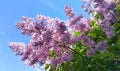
[{"x1": 0, "y1": 0, "x2": 88, "y2": 71}]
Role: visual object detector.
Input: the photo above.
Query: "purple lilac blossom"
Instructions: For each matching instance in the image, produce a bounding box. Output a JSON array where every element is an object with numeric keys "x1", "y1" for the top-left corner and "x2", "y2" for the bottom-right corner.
[{"x1": 95, "y1": 40, "x2": 108, "y2": 52}]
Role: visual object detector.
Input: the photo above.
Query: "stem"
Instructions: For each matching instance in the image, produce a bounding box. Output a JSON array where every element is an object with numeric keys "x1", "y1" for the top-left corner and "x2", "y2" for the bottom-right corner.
[{"x1": 66, "y1": 46, "x2": 85, "y2": 58}]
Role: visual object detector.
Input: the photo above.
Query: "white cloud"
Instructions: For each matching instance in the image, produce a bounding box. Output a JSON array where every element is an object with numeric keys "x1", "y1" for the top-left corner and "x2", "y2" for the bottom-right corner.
[{"x1": 41, "y1": 0, "x2": 60, "y2": 12}]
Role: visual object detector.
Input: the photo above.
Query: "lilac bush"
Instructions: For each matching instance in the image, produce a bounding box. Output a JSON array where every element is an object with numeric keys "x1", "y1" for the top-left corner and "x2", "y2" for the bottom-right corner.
[{"x1": 9, "y1": 0, "x2": 120, "y2": 71}]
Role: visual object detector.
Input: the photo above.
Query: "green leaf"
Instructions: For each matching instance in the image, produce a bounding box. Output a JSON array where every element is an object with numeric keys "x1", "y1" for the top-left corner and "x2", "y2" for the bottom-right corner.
[
  {"x1": 74, "y1": 31, "x2": 80, "y2": 37},
  {"x1": 74, "y1": 41, "x2": 82, "y2": 48},
  {"x1": 79, "y1": 46, "x2": 87, "y2": 55},
  {"x1": 116, "y1": 36, "x2": 120, "y2": 49},
  {"x1": 115, "y1": 65, "x2": 120, "y2": 70},
  {"x1": 45, "y1": 64, "x2": 50, "y2": 70},
  {"x1": 113, "y1": 23, "x2": 120, "y2": 32},
  {"x1": 94, "y1": 14, "x2": 101, "y2": 19},
  {"x1": 79, "y1": 49, "x2": 84, "y2": 53},
  {"x1": 49, "y1": 67, "x2": 55, "y2": 71},
  {"x1": 49, "y1": 50, "x2": 54, "y2": 56},
  {"x1": 91, "y1": 20, "x2": 96, "y2": 26},
  {"x1": 80, "y1": 62, "x2": 88, "y2": 71},
  {"x1": 91, "y1": 52, "x2": 115, "y2": 62},
  {"x1": 88, "y1": 25, "x2": 106, "y2": 43},
  {"x1": 92, "y1": 24, "x2": 99, "y2": 29}
]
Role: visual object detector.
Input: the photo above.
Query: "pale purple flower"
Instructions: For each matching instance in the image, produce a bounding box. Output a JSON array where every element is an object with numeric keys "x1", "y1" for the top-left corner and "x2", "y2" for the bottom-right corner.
[
  {"x1": 93, "y1": 0, "x2": 117, "y2": 38},
  {"x1": 26, "y1": 51, "x2": 39, "y2": 66},
  {"x1": 55, "y1": 56, "x2": 63, "y2": 65},
  {"x1": 119, "y1": 0, "x2": 120, "y2": 2},
  {"x1": 106, "y1": 2, "x2": 115, "y2": 10},
  {"x1": 75, "y1": 23, "x2": 86, "y2": 33},
  {"x1": 101, "y1": 24, "x2": 114, "y2": 38},
  {"x1": 51, "y1": 58, "x2": 57, "y2": 67},
  {"x1": 95, "y1": 40, "x2": 108, "y2": 52},
  {"x1": 64, "y1": 5, "x2": 75, "y2": 18},
  {"x1": 86, "y1": 48, "x2": 96, "y2": 57},
  {"x1": 37, "y1": 14, "x2": 49, "y2": 21},
  {"x1": 50, "y1": 48, "x2": 73, "y2": 67},
  {"x1": 22, "y1": 45, "x2": 32, "y2": 60},
  {"x1": 9, "y1": 42, "x2": 26, "y2": 55},
  {"x1": 16, "y1": 17, "x2": 36, "y2": 35},
  {"x1": 69, "y1": 14, "x2": 83, "y2": 26},
  {"x1": 35, "y1": 22, "x2": 46, "y2": 33},
  {"x1": 80, "y1": 34, "x2": 95, "y2": 47},
  {"x1": 31, "y1": 33, "x2": 40, "y2": 40},
  {"x1": 55, "y1": 21, "x2": 67, "y2": 34},
  {"x1": 62, "y1": 51, "x2": 73, "y2": 62},
  {"x1": 53, "y1": 46, "x2": 62, "y2": 54},
  {"x1": 42, "y1": 30, "x2": 52, "y2": 42}
]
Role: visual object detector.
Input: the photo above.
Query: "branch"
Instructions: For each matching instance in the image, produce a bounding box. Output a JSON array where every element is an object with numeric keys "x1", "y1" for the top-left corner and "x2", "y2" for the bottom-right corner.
[{"x1": 66, "y1": 46, "x2": 85, "y2": 58}]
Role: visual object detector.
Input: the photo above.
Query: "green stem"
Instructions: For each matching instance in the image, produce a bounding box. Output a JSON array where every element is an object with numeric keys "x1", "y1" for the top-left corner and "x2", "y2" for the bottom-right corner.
[{"x1": 66, "y1": 46, "x2": 85, "y2": 58}]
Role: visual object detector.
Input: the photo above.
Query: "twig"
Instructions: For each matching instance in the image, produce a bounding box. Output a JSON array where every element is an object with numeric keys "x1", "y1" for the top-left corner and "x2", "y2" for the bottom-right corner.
[{"x1": 66, "y1": 46, "x2": 85, "y2": 58}]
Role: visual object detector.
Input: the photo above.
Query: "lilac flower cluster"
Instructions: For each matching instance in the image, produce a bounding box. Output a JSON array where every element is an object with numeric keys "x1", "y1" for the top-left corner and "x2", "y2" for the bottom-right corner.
[
  {"x1": 86, "y1": 40, "x2": 108, "y2": 57},
  {"x1": 95, "y1": 40, "x2": 108, "y2": 52},
  {"x1": 16, "y1": 16, "x2": 36, "y2": 35},
  {"x1": 82, "y1": 0, "x2": 93, "y2": 14},
  {"x1": 9, "y1": 14, "x2": 74, "y2": 67},
  {"x1": 93, "y1": 0, "x2": 118, "y2": 38},
  {"x1": 64, "y1": 5, "x2": 75, "y2": 18},
  {"x1": 65, "y1": 5, "x2": 94, "y2": 47},
  {"x1": 9, "y1": 42, "x2": 26, "y2": 55},
  {"x1": 51, "y1": 51, "x2": 73, "y2": 67},
  {"x1": 82, "y1": 0, "x2": 118, "y2": 38},
  {"x1": 82, "y1": 0, "x2": 118, "y2": 56}
]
